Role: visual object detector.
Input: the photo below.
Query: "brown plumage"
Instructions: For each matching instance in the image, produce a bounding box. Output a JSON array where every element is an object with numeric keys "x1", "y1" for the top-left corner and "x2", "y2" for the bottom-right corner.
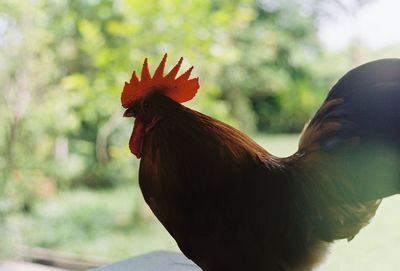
[{"x1": 122, "y1": 56, "x2": 400, "y2": 271}]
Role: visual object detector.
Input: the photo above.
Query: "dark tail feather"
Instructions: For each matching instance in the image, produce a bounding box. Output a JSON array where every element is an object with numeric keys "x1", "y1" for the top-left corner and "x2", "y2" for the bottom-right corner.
[{"x1": 300, "y1": 58, "x2": 400, "y2": 201}]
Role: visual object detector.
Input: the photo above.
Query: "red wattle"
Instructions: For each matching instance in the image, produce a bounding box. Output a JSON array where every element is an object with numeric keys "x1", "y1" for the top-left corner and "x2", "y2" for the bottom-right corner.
[{"x1": 129, "y1": 118, "x2": 145, "y2": 158}]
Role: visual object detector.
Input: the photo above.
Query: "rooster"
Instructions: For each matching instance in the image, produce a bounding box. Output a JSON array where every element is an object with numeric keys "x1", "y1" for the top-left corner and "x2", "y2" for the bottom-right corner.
[{"x1": 121, "y1": 55, "x2": 400, "y2": 271}]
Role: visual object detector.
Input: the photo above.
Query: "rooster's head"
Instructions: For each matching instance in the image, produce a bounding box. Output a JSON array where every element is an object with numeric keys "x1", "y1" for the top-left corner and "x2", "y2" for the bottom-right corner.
[{"x1": 121, "y1": 54, "x2": 199, "y2": 158}]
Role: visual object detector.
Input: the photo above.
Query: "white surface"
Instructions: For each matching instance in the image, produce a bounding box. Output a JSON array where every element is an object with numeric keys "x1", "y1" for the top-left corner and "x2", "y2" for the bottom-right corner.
[{"x1": 91, "y1": 251, "x2": 201, "y2": 271}]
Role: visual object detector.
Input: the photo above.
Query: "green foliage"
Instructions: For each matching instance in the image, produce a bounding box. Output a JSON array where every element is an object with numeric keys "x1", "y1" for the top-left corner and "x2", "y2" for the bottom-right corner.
[{"x1": 217, "y1": 1, "x2": 329, "y2": 133}]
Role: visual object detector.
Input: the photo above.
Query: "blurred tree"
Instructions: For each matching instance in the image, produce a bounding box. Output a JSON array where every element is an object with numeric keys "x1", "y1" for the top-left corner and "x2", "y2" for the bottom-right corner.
[
  {"x1": 41, "y1": 0, "x2": 256, "y2": 187},
  {"x1": 0, "y1": 0, "x2": 264, "y2": 202},
  {"x1": 0, "y1": 0, "x2": 363, "y2": 204},
  {"x1": 0, "y1": 0, "x2": 58, "y2": 211},
  {"x1": 218, "y1": 0, "x2": 326, "y2": 133}
]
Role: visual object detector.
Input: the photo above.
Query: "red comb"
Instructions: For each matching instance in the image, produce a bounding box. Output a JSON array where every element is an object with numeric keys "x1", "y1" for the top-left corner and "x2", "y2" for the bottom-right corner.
[{"x1": 121, "y1": 54, "x2": 200, "y2": 108}]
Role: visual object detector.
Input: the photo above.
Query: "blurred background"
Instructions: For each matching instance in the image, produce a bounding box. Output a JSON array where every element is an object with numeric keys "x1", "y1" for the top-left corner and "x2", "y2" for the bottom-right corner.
[{"x1": 0, "y1": 0, "x2": 399, "y2": 270}]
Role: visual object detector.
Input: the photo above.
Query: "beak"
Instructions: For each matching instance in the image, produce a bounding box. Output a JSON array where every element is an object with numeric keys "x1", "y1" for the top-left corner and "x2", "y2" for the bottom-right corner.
[{"x1": 123, "y1": 107, "x2": 135, "y2": 118}]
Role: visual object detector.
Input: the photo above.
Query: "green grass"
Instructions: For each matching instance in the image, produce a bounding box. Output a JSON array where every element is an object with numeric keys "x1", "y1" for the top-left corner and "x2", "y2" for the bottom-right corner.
[
  {"x1": 320, "y1": 196, "x2": 400, "y2": 271},
  {"x1": 4, "y1": 134, "x2": 400, "y2": 270},
  {"x1": 4, "y1": 186, "x2": 178, "y2": 261},
  {"x1": 254, "y1": 133, "x2": 300, "y2": 157}
]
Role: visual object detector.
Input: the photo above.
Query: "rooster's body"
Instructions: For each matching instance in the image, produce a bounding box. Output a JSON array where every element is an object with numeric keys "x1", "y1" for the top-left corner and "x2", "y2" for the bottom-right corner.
[{"x1": 122, "y1": 56, "x2": 400, "y2": 271}]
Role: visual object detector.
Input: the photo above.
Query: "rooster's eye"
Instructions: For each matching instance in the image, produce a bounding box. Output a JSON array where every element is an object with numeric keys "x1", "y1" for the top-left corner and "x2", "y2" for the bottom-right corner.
[{"x1": 143, "y1": 101, "x2": 150, "y2": 110}]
